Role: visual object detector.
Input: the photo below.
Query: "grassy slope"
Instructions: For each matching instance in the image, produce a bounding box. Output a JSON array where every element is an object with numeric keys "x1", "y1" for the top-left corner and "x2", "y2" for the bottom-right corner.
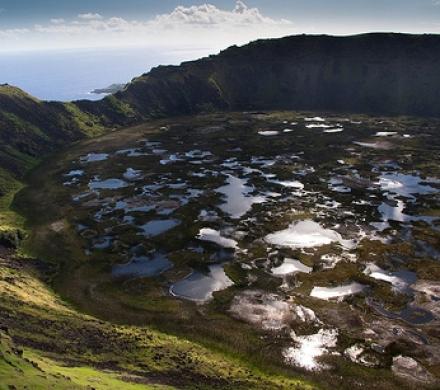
[
  {"x1": 0, "y1": 84, "x2": 112, "y2": 245},
  {"x1": 0, "y1": 168, "x2": 24, "y2": 230},
  {"x1": 0, "y1": 88, "x2": 175, "y2": 388},
  {"x1": 0, "y1": 331, "x2": 169, "y2": 390},
  {"x1": 0, "y1": 250, "x2": 314, "y2": 389},
  {"x1": 0, "y1": 331, "x2": 76, "y2": 390}
]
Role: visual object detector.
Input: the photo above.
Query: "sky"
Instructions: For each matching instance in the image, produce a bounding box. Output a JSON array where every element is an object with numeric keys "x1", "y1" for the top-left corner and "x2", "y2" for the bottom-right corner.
[{"x1": 1, "y1": 0, "x2": 440, "y2": 52}]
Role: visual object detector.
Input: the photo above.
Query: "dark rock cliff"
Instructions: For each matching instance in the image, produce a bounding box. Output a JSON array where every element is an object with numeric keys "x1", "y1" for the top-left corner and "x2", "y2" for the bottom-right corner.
[{"x1": 102, "y1": 33, "x2": 440, "y2": 119}]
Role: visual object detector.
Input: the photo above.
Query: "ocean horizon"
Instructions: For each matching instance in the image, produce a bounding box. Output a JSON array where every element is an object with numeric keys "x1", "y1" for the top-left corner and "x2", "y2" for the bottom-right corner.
[{"x1": 0, "y1": 46, "x2": 212, "y2": 102}]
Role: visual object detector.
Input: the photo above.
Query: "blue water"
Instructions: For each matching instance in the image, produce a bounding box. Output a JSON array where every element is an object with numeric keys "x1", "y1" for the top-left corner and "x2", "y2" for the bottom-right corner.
[
  {"x1": 0, "y1": 47, "x2": 210, "y2": 102},
  {"x1": 112, "y1": 253, "x2": 173, "y2": 279}
]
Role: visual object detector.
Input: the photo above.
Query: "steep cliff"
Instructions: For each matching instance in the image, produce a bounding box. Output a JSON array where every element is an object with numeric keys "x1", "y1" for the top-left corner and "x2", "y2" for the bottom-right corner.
[{"x1": 101, "y1": 33, "x2": 440, "y2": 119}]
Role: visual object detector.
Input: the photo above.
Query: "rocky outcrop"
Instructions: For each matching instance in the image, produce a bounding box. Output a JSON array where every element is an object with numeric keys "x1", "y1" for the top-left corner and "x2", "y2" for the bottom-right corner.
[{"x1": 392, "y1": 355, "x2": 437, "y2": 385}]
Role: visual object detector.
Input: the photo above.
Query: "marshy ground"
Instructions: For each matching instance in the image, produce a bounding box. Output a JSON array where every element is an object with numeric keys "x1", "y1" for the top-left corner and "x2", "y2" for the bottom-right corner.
[{"x1": 9, "y1": 111, "x2": 440, "y2": 389}]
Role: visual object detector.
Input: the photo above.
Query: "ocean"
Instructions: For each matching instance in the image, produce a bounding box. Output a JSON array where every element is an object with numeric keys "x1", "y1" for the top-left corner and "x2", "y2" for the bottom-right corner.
[{"x1": 0, "y1": 46, "x2": 212, "y2": 102}]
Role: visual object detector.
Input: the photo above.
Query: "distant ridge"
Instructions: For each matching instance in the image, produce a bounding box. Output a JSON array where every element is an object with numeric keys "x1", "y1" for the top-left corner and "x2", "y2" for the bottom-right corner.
[
  {"x1": 1, "y1": 33, "x2": 440, "y2": 178},
  {"x1": 84, "y1": 32, "x2": 440, "y2": 120}
]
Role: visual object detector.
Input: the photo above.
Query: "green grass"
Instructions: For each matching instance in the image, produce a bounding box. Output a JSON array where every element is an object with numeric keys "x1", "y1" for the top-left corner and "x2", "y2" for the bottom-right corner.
[
  {"x1": 64, "y1": 102, "x2": 106, "y2": 137},
  {"x1": 3, "y1": 112, "x2": 51, "y2": 141},
  {"x1": 0, "y1": 334, "x2": 75, "y2": 390},
  {"x1": 24, "y1": 350, "x2": 173, "y2": 390},
  {"x1": 1, "y1": 145, "x2": 40, "y2": 173},
  {"x1": 0, "y1": 168, "x2": 25, "y2": 247},
  {"x1": 0, "y1": 84, "x2": 40, "y2": 101},
  {"x1": 104, "y1": 95, "x2": 136, "y2": 118},
  {"x1": 0, "y1": 332, "x2": 171, "y2": 390}
]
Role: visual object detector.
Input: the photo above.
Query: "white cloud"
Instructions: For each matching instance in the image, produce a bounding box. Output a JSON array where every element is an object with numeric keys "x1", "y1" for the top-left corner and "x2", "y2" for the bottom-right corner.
[
  {"x1": 152, "y1": 1, "x2": 289, "y2": 27},
  {"x1": 0, "y1": 28, "x2": 30, "y2": 39},
  {"x1": 0, "y1": 1, "x2": 294, "y2": 52},
  {"x1": 78, "y1": 13, "x2": 103, "y2": 20},
  {"x1": 50, "y1": 18, "x2": 65, "y2": 24}
]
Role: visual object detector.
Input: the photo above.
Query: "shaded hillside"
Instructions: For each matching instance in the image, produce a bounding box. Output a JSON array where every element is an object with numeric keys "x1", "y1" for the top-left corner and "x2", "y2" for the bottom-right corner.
[
  {"x1": 0, "y1": 85, "x2": 100, "y2": 177},
  {"x1": 0, "y1": 84, "x2": 139, "y2": 177},
  {"x1": 92, "y1": 33, "x2": 440, "y2": 119},
  {"x1": 0, "y1": 85, "x2": 101, "y2": 240}
]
